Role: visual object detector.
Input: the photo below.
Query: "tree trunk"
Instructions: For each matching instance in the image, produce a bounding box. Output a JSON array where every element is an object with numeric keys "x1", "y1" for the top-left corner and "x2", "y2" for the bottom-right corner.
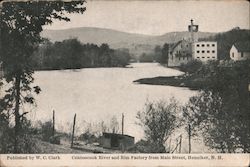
[{"x1": 14, "y1": 74, "x2": 21, "y2": 153}]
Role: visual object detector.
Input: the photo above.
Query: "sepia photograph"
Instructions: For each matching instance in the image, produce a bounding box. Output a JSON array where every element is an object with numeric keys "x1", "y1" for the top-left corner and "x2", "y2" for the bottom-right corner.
[{"x1": 0, "y1": 0, "x2": 249, "y2": 166}]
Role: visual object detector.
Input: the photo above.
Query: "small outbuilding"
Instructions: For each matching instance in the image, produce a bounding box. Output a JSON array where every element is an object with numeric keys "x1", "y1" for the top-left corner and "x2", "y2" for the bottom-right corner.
[
  {"x1": 100, "y1": 132, "x2": 134, "y2": 150},
  {"x1": 230, "y1": 41, "x2": 250, "y2": 61}
]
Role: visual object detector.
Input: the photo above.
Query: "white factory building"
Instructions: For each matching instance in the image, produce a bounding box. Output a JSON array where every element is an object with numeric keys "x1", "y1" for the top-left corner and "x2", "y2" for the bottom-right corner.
[
  {"x1": 167, "y1": 20, "x2": 218, "y2": 67},
  {"x1": 192, "y1": 41, "x2": 217, "y2": 62}
]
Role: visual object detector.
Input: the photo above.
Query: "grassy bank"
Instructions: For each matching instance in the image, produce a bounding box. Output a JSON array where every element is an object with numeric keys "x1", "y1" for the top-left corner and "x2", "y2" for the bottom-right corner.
[{"x1": 134, "y1": 74, "x2": 205, "y2": 90}]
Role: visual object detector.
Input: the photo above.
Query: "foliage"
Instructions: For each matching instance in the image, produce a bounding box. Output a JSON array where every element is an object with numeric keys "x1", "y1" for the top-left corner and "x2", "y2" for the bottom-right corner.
[
  {"x1": 39, "y1": 121, "x2": 54, "y2": 142},
  {"x1": 183, "y1": 60, "x2": 250, "y2": 153},
  {"x1": 0, "y1": 1, "x2": 86, "y2": 153},
  {"x1": 151, "y1": 43, "x2": 169, "y2": 64},
  {"x1": 139, "y1": 53, "x2": 154, "y2": 62},
  {"x1": 136, "y1": 98, "x2": 181, "y2": 153},
  {"x1": 154, "y1": 45, "x2": 162, "y2": 63},
  {"x1": 132, "y1": 139, "x2": 166, "y2": 153},
  {"x1": 0, "y1": 117, "x2": 37, "y2": 153},
  {"x1": 32, "y1": 39, "x2": 131, "y2": 70},
  {"x1": 79, "y1": 131, "x2": 98, "y2": 144},
  {"x1": 161, "y1": 43, "x2": 169, "y2": 64},
  {"x1": 179, "y1": 59, "x2": 203, "y2": 74},
  {"x1": 110, "y1": 115, "x2": 119, "y2": 134}
]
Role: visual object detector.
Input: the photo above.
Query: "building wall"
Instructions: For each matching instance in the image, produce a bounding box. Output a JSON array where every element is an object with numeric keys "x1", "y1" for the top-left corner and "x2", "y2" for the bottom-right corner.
[
  {"x1": 120, "y1": 136, "x2": 135, "y2": 150},
  {"x1": 230, "y1": 45, "x2": 239, "y2": 61},
  {"x1": 168, "y1": 40, "x2": 192, "y2": 67},
  {"x1": 100, "y1": 133, "x2": 134, "y2": 150},
  {"x1": 192, "y1": 41, "x2": 217, "y2": 61},
  {"x1": 168, "y1": 56, "x2": 191, "y2": 67},
  {"x1": 230, "y1": 45, "x2": 250, "y2": 61}
]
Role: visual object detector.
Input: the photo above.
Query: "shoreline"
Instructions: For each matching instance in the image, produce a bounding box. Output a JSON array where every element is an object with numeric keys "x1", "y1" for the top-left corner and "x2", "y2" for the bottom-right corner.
[{"x1": 133, "y1": 75, "x2": 203, "y2": 91}]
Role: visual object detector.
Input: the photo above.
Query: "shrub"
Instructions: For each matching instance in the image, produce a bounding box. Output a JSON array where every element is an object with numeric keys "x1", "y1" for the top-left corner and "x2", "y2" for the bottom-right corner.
[
  {"x1": 136, "y1": 98, "x2": 181, "y2": 153},
  {"x1": 180, "y1": 59, "x2": 203, "y2": 74},
  {"x1": 39, "y1": 121, "x2": 54, "y2": 142},
  {"x1": 132, "y1": 140, "x2": 166, "y2": 153},
  {"x1": 0, "y1": 117, "x2": 38, "y2": 153}
]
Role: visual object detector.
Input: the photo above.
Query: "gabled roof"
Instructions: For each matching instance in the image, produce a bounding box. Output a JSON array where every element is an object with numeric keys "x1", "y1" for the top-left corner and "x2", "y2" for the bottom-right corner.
[
  {"x1": 234, "y1": 41, "x2": 250, "y2": 52},
  {"x1": 169, "y1": 39, "x2": 190, "y2": 52}
]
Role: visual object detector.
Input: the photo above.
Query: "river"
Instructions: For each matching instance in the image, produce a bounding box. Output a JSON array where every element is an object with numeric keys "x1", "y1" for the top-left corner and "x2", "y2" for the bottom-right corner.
[{"x1": 30, "y1": 63, "x2": 209, "y2": 152}]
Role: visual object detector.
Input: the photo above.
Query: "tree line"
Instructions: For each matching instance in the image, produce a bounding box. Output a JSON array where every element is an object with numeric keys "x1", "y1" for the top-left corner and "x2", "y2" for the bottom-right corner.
[
  {"x1": 33, "y1": 38, "x2": 131, "y2": 70},
  {"x1": 138, "y1": 43, "x2": 169, "y2": 64}
]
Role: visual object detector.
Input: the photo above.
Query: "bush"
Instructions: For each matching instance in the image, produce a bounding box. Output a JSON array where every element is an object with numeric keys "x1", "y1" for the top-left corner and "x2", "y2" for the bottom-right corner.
[
  {"x1": 136, "y1": 98, "x2": 181, "y2": 153},
  {"x1": 180, "y1": 59, "x2": 203, "y2": 74},
  {"x1": 131, "y1": 140, "x2": 166, "y2": 153},
  {"x1": 0, "y1": 117, "x2": 38, "y2": 153},
  {"x1": 39, "y1": 121, "x2": 54, "y2": 142},
  {"x1": 49, "y1": 135, "x2": 61, "y2": 145},
  {"x1": 79, "y1": 131, "x2": 98, "y2": 144}
]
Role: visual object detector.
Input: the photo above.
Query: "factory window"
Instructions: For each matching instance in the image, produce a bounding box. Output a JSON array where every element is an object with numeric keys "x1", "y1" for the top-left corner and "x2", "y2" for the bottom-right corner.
[
  {"x1": 241, "y1": 52, "x2": 244, "y2": 57},
  {"x1": 207, "y1": 57, "x2": 210, "y2": 59},
  {"x1": 202, "y1": 44, "x2": 205, "y2": 47},
  {"x1": 212, "y1": 57, "x2": 215, "y2": 58},
  {"x1": 202, "y1": 57, "x2": 205, "y2": 58},
  {"x1": 212, "y1": 44, "x2": 215, "y2": 47},
  {"x1": 207, "y1": 50, "x2": 210, "y2": 53},
  {"x1": 197, "y1": 50, "x2": 200, "y2": 53},
  {"x1": 197, "y1": 44, "x2": 200, "y2": 47},
  {"x1": 202, "y1": 50, "x2": 205, "y2": 53},
  {"x1": 207, "y1": 44, "x2": 210, "y2": 47},
  {"x1": 197, "y1": 57, "x2": 200, "y2": 58},
  {"x1": 212, "y1": 50, "x2": 215, "y2": 53}
]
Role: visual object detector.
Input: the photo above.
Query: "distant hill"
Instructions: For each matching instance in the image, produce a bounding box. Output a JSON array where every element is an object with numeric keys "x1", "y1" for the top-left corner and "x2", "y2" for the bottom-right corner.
[{"x1": 41, "y1": 27, "x2": 216, "y2": 57}]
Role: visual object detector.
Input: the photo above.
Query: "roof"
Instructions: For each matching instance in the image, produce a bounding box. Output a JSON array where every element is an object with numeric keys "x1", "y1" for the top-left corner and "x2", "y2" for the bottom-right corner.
[
  {"x1": 169, "y1": 39, "x2": 190, "y2": 52},
  {"x1": 170, "y1": 40, "x2": 182, "y2": 51},
  {"x1": 234, "y1": 41, "x2": 250, "y2": 52},
  {"x1": 195, "y1": 41, "x2": 217, "y2": 43},
  {"x1": 103, "y1": 132, "x2": 134, "y2": 139}
]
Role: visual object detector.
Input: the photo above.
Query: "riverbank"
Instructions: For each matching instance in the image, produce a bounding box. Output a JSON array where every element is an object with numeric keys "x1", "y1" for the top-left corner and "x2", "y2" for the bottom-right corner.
[{"x1": 134, "y1": 74, "x2": 205, "y2": 90}]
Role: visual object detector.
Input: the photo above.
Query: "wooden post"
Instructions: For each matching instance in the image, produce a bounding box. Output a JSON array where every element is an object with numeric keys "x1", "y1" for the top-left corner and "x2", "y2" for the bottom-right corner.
[
  {"x1": 71, "y1": 114, "x2": 76, "y2": 148},
  {"x1": 179, "y1": 135, "x2": 182, "y2": 153},
  {"x1": 188, "y1": 124, "x2": 191, "y2": 153},
  {"x1": 52, "y1": 110, "x2": 55, "y2": 136},
  {"x1": 122, "y1": 113, "x2": 124, "y2": 135},
  {"x1": 169, "y1": 136, "x2": 172, "y2": 153}
]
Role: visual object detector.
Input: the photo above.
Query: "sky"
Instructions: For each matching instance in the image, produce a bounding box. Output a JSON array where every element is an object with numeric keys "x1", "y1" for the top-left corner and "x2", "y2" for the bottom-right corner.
[{"x1": 43, "y1": 0, "x2": 250, "y2": 35}]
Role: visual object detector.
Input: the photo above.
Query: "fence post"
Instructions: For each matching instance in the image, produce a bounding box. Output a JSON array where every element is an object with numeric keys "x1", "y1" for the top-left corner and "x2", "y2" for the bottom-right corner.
[
  {"x1": 52, "y1": 110, "x2": 55, "y2": 136},
  {"x1": 179, "y1": 135, "x2": 182, "y2": 153},
  {"x1": 188, "y1": 124, "x2": 191, "y2": 153},
  {"x1": 122, "y1": 113, "x2": 124, "y2": 135},
  {"x1": 169, "y1": 136, "x2": 172, "y2": 153},
  {"x1": 71, "y1": 113, "x2": 76, "y2": 148}
]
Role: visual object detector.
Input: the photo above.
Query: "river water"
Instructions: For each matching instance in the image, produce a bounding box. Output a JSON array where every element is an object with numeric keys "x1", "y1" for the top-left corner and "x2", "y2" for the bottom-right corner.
[{"x1": 30, "y1": 63, "x2": 210, "y2": 152}]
